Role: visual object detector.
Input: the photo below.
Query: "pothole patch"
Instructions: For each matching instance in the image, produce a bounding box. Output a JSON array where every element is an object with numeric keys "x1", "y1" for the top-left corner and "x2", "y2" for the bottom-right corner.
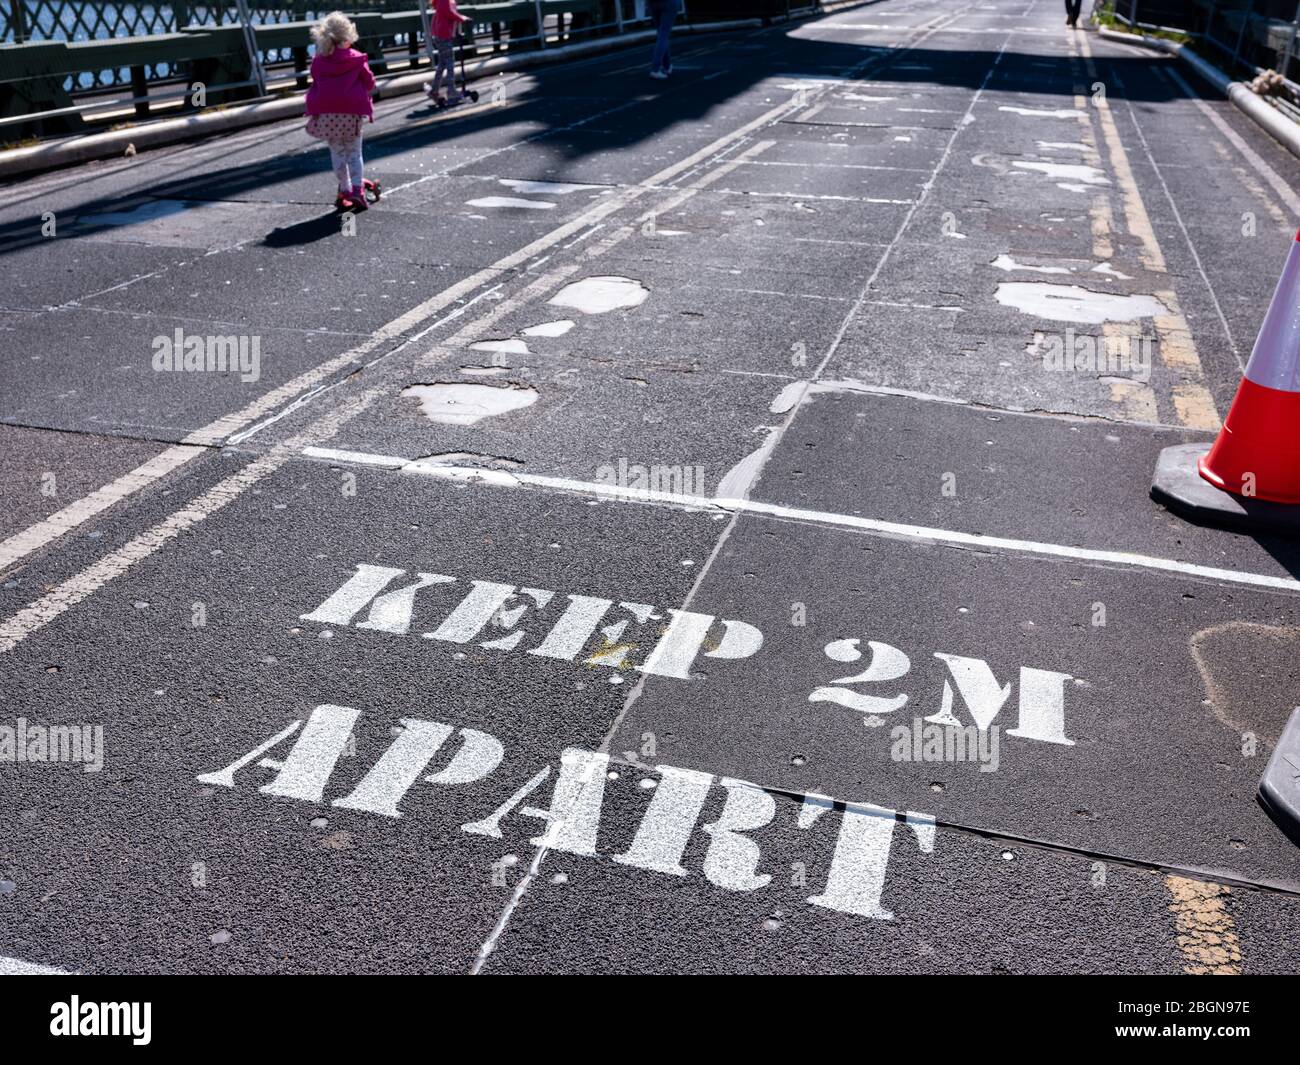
[
  {"x1": 548, "y1": 276, "x2": 649, "y2": 315},
  {"x1": 465, "y1": 196, "x2": 556, "y2": 210},
  {"x1": 994, "y1": 282, "x2": 1167, "y2": 324},
  {"x1": 401, "y1": 382, "x2": 538, "y2": 425}
]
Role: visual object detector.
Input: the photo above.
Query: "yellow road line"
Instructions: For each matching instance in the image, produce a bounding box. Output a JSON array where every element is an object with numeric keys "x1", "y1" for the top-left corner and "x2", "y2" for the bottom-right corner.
[{"x1": 1076, "y1": 31, "x2": 1220, "y2": 432}]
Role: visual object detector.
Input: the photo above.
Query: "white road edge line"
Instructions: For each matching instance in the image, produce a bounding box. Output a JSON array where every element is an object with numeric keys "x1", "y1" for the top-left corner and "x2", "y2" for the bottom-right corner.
[
  {"x1": 300, "y1": 446, "x2": 1300, "y2": 594},
  {"x1": 0, "y1": 444, "x2": 204, "y2": 574},
  {"x1": 0, "y1": 390, "x2": 384, "y2": 655}
]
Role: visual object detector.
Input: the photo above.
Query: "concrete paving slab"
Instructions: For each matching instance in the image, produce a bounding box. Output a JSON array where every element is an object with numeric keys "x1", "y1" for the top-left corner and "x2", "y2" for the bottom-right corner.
[{"x1": 0, "y1": 307, "x2": 369, "y2": 441}]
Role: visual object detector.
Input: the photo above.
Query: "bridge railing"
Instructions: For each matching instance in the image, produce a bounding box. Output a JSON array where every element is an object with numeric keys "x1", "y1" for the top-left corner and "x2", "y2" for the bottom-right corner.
[{"x1": 1103, "y1": 1, "x2": 1300, "y2": 82}]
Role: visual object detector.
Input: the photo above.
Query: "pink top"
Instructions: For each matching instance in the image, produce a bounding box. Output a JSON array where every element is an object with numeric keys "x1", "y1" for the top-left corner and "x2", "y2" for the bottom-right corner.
[
  {"x1": 305, "y1": 47, "x2": 376, "y2": 119},
  {"x1": 432, "y1": 0, "x2": 470, "y2": 41}
]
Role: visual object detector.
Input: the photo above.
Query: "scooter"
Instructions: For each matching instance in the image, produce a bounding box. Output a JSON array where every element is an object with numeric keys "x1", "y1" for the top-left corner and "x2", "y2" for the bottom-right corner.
[{"x1": 334, "y1": 178, "x2": 381, "y2": 213}]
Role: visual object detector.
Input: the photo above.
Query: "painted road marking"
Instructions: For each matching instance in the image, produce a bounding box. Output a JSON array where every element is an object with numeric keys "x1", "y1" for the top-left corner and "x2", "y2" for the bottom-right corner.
[
  {"x1": 198, "y1": 702, "x2": 940, "y2": 923},
  {"x1": 301, "y1": 446, "x2": 1300, "y2": 594},
  {"x1": 297, "y1": 558, "x2": 1076, "y2": 749},
  {"x1": 1077, "y1": 31, "x2": 1221, "y2": 431},
  {"x1": 1065, "y1": 71, "x2": 1161, "y2": 422},
  {"x1": 1166, "y1": 875, "x2": 1242, "y2": 975},
  {"x1": 0, "y1": 389, "x2": 382, "y2": 655},
  {"x1": 0, "y1": 444, "x2": 204, "y2": 575},
  {"x1": 0, "y1": 955, "x2": 72, "y2": 974}
]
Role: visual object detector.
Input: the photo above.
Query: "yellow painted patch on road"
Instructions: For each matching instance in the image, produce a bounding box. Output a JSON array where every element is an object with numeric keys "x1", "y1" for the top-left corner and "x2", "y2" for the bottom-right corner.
[
  {"x1": 1155, "y1": 290, "x2": 1222, "y2": 431},
  {"x1": 1166, "y1": 875, "x2": 1242, "y2": 975}
]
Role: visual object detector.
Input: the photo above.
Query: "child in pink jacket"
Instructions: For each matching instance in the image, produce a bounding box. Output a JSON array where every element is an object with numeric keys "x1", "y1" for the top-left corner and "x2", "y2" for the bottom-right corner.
[
  {"x1": 305, "y1": 13, "x2": 377, "y2": 212},
  {"x1": 424, "y1": 0, "x2": 470, "y2": 106}
]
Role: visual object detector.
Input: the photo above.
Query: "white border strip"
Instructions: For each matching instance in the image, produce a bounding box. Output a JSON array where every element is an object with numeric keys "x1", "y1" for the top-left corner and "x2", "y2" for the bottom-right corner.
[{"x1": 300, "y1": 447, "x2": 1300, "y2": 594}]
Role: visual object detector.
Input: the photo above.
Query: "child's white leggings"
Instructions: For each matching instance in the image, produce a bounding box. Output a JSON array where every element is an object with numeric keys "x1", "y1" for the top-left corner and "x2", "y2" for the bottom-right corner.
[{"x1": 328, "y1": 139, "x2": 364, "y2": 191}]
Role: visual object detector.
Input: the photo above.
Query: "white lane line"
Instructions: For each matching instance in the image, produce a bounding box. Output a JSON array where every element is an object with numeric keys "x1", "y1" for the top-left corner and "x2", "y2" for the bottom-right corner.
[
  {"x1": 0, "y1": 955, "x2": 72, "y2": 975},
  {"x1": 1160, "y1": 66, "x2": 1300, "y2": 219},
  {"x1": 0, "y1": 445, "x2": 203, "y2": 575},
  {"x1": 300, "y1": 447, "x2": 1300, "y2": 594},
  {"x1": 0, "y1": 390, "x2": 382, "y2": 655}
]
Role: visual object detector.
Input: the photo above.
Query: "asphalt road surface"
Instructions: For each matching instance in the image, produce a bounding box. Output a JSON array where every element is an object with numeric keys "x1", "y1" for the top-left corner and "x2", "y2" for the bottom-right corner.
[{"x1": 3, "y1": 0, "x2": 1300, "y2": 975}]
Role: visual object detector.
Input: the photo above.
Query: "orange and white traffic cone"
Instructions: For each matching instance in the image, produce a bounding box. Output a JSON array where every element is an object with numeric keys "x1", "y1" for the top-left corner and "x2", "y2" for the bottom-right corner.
[
  {"x1": 1152, "y1": 231, "x2": 1300, "y2": 532},
  {"x1": 1200, "y1": 230, "x2": 1300, "y2": 502}
]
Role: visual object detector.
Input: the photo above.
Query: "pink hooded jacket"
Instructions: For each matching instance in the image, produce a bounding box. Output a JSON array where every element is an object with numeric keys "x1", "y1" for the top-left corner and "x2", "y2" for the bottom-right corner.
[
  {"x1": 432, "y1": 0, "x2": 470, "y2": 41},
  {"x1": 305, "y1": 47, "x2": 376, "y2": 119}
]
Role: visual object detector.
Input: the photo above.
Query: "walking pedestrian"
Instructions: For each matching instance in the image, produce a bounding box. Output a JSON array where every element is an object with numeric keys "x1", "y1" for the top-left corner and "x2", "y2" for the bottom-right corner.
[
  {"x1": 648, "y1": 0, "x2": 680, "y2": 80},
  {"x1": 305, "y1": 12, "x2": 377, "y2": 212},
  {"x1": 1065, "y1": 0, "x2": 1082, "y2": 28}
]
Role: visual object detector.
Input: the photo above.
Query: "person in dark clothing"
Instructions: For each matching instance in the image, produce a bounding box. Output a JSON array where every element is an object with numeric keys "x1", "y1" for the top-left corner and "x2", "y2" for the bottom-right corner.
[
  {"x1": 648, "y1": 0, "x2": 679, "y2": 79},
  {"x1": 1065, "y1": 0, "x2": 1082, "y2": 27}
]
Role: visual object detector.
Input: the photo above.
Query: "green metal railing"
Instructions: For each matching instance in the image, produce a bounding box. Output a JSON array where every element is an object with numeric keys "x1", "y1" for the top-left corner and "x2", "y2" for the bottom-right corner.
[{"x1": 0, "y1": 0, "x2": 686, "y2": 138}]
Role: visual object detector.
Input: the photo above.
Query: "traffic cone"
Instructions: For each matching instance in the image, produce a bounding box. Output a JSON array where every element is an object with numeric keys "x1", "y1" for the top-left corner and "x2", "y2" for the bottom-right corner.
[
  {"x1": 1198, "y1": 229, "x2": 1300, "y2": 503},
  {"x1": 1151, "y1": 231, "x2": 1300, "y2": 534}
]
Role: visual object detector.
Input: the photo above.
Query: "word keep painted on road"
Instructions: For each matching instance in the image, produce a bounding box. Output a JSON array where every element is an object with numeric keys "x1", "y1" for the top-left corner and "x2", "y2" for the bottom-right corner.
[
  {"x1": 301, "y1": 562, "x2": 1076, "y2": 749},
  {"x1": 198, "y1": 703, "x2": 936, "y2": 921}
]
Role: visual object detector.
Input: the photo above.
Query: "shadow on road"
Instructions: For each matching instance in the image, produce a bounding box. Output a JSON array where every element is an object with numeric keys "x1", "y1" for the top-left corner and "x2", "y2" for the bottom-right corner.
[
  {"x1": 0, "y1": 28, "x2": 1196, "y2": 255},
  {"x1": 261, "y1": 212, "x2": 344, "y2": 246}
]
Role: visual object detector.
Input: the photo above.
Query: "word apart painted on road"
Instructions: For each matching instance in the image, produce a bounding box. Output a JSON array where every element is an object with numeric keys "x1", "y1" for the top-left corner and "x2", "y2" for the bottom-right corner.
[{"x1": 198, "y1": 703, "x2": 936, "y2": 922}]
